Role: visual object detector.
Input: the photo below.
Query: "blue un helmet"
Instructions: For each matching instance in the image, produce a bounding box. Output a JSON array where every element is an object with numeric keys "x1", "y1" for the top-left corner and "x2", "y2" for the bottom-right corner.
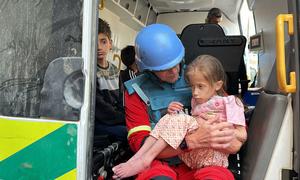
[{"x1": 135, "y1": 24, "x2": 184, "y2": 71}]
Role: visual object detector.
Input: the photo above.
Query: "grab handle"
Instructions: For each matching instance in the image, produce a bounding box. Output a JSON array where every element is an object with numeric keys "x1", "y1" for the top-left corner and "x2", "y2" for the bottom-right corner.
[{"x1": 276, "y1": 14, "x2": 296, "y2": 93}]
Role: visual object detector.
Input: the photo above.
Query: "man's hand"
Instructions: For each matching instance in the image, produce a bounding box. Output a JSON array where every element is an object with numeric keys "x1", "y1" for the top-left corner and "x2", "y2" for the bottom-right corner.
[{"x1": 185, "y1": 114, "x2": 235, "y2": 150}]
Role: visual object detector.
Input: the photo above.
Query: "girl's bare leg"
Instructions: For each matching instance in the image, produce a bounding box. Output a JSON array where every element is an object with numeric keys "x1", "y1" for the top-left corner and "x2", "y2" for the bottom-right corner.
[
  {"x1": 113, "y1": 138, "x2": 168, "y2": 179},
  {"x1": 112, "y1": 136, "x2": 157, "y2": 176},
  {"x1": 127, "y1": 136, "x2": 157, "y2": 162}
]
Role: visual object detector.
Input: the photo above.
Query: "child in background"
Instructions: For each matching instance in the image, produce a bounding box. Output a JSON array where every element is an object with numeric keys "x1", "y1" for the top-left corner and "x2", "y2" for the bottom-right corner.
[
  {"x1": 95, "y1": 18, "x2": 126, "y2": 142},
  {"x1": 119, "y1": 45, "x2": 139, "y2": 84},
  {"x1": 119, "y1": 45, "x2": 139, "y2": 105},
  {"x1": 113, "y1": 54, "x2": 247, "y2": 179}
]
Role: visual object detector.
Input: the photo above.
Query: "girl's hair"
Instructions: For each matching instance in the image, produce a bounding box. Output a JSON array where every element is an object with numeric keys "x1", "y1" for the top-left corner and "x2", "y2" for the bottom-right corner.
[{"x1": 185, "y1": 54, "x2": 227, "y2": 96}]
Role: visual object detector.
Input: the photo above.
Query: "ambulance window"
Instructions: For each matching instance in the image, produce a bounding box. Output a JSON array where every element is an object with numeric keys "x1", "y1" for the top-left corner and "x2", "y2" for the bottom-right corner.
[
  {"x1": 0, "y1": 1, "x2": 83, "y2": 121},
  {"x1": 239, "y1": 0, "x2": 258, "y2": 86}
]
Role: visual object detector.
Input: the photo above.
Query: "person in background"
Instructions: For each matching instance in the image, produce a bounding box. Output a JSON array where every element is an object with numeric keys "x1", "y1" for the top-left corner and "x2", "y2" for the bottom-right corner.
[
  {"x1": 95, "y1": 18, "x2": 127, "y2": 142},
  {"x1": 206, "y1": 7, "x2": 249, "y2": 97},
  {"x1": 116, "y1": 23, "x2": 247, "y2": 180},
  {"x1": 206, "y1": 7, "x2": 223, "y2": 24},
  {"x1": 119, "y1": 45, "x2": 139, "y2": 99},
  {"x1": 113, "y1": 55, "x2": 247, "y2": 179},
  {"x1": 206, "y1": 7, "x2": 229, "y2": 35}
]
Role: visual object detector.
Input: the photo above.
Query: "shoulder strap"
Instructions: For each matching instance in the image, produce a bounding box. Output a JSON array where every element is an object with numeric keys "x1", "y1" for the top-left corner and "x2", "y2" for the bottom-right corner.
[
  {"x1": 132, "y1": 83, "x2": 150, "y2": 106},
  {"x1": 124, "y1": 73, "x2": 148, "y2": 95}
]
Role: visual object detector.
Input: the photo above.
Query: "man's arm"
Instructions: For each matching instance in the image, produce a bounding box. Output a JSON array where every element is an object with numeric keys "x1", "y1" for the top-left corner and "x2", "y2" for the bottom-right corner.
[
  {"x1": 185, "y1": 118, "x2": 246, "y2": 154},
  {"x1": 125, "y1": 91, "x2": 152, "y2": 152},
  {"x1": 156, "y1": 116, "x2": 243, "y2": 158},
  {"x1": 224, "y1": 125, "x2": 247, "y2": 154}
]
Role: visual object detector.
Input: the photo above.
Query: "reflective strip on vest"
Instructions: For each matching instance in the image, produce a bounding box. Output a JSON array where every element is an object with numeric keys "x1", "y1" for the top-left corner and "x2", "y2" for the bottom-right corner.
[{"x1": 127, "y1": 125, "x2": 151, "y2": 138}]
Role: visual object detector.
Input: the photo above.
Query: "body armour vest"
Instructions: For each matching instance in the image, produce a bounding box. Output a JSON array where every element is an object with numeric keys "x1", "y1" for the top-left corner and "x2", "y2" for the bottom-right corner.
[{"x1": 125, "y1": 66, "x2": 192, "y2": 129}]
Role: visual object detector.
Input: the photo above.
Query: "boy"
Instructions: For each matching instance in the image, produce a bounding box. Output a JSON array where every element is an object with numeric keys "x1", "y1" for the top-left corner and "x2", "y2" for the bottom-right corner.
[{"x1": 95, "y1": 18, "x2": 126, "y2": 142}]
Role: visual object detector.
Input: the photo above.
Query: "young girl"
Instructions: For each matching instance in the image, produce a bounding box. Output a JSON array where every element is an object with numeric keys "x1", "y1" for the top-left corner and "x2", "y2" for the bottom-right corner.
[{"x1": 112, "y1": 55, "x2": 247, "y2": 179}]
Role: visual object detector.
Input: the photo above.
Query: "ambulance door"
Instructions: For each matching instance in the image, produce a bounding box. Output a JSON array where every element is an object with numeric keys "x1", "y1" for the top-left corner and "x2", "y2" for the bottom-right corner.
[{"x1": 0, "y1": 0, "x2": 98, "y2": 179}]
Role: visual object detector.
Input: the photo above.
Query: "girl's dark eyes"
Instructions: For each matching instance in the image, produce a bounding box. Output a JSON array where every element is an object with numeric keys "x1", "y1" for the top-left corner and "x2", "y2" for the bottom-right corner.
[{"x1": 192, "y1": 85, "x2": 203, "y2": 89}]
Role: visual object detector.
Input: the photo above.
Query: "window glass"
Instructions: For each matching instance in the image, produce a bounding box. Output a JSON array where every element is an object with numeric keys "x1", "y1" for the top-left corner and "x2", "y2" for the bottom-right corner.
[{"x1": 0, "y1": 1, "x2": 83, "y2": 120}]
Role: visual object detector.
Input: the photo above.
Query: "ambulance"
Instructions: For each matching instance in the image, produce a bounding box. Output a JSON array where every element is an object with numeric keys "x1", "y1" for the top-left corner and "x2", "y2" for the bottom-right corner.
[{"x1": 0, "y1": 0, "x2": 299, "y2": 179}]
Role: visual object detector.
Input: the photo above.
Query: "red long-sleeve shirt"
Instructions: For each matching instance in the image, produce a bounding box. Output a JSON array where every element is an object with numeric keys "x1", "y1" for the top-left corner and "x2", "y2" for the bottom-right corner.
[{"x1": 124, "y1": 91, "x2": 151, "y2": 152}]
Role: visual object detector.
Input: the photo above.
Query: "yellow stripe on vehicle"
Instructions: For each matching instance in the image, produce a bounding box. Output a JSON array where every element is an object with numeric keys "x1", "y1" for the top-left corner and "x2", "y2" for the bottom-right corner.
[
  {"x1": 0, "y1": 117, "x2": 65, "y2": 161},
  {"x1": 55, "y1": 168, "x2": 76, "y2": 180},
  {"x1": 127, "y1": 125, "x2": 151, "y2": 138}
]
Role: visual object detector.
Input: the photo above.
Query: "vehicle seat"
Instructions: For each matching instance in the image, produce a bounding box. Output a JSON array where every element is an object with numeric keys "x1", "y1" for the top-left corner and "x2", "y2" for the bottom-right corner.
[
  {"x1": 180, "y1": 23, "x2": 248, "y2": 96},
  {"x1": 180, "y1": 23, "x2": 247, "y2": 178},
  {"x1": 241, "y1": 91, "x2": 289, "y2": 179}
]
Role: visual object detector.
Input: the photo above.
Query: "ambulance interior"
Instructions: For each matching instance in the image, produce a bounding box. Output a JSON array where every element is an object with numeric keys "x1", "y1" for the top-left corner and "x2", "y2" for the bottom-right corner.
[{"x1": 98, "y1": 0, "x2": 299, "y2": 179}]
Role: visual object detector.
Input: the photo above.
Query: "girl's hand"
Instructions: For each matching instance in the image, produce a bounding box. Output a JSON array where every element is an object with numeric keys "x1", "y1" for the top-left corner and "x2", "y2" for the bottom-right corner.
[{"x1": 167, "y1": 101, "x2": 183, "y2": 114}]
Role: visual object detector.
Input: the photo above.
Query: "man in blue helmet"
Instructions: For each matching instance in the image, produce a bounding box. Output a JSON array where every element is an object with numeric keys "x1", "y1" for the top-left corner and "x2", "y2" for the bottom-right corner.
[{"x1": 122, "y1": 24, "x2": 246, "y2": 179}]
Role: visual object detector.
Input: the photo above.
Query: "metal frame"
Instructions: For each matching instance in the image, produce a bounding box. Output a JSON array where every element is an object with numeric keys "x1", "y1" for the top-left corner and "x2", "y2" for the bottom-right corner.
[
  {"x1": 288, "y1": 0, "x2": 300, "y2": 178},
  {"x1": 77, "y1": 0, "x2": 98, "y2": 179}
]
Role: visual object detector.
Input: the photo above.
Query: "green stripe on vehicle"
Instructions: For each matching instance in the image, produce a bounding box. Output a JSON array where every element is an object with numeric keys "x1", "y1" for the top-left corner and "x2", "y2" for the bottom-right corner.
[{"x1": 0, "y1": 124, "x2": 77, "y2": 180}]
